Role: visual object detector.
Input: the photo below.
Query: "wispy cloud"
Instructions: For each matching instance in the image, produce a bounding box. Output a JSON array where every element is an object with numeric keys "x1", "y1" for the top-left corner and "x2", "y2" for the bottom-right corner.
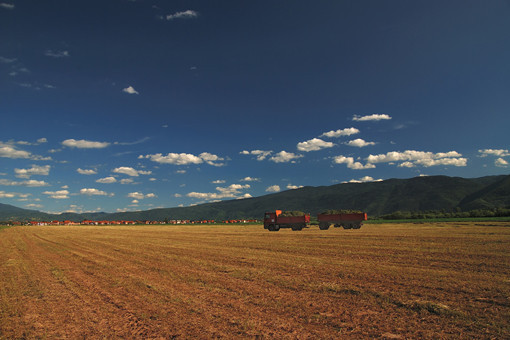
[
  {"x1": 240, "y1": 150, "x2": 273, "y2": 161},
  {"x1": 0, "y1": 179, "x2": 49, "y2": 187},
  {"x1": 0, "y1": 141, "x2": 51, "y2": 160},
  {"x1": 44, "y1": 50, "x2": 70, "y2": 58},
  {"x1": 0, "y1": 56, "x2": 16, "y2": 63},
  {"x1": 0, "y1": 3, "x2": 14, "y2": 10},
  {"x1": 62, "y1": 139, "x2": 110, "y2": 149},
  {"x1": 187, "y1": 184, "x2": 250, "y2": 201},
  {"x1": 165, "y1": 10, "x2": 198, "y2": 20},
  {"x1": 353, "y1": 114, "x2": 392, "y2": 121},
  {"x1": 43, "y1": 190, "x2": 70, "y2": 199}
]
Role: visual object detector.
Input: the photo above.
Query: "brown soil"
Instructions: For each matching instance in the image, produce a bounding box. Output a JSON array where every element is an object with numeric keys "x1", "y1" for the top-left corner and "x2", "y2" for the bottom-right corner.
[{"x1": 0, "y1": 223, "x2": 509, "y2": 339}]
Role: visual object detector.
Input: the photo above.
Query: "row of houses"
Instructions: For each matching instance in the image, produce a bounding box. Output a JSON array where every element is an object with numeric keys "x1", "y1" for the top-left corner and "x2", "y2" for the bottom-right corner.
[{"x1": 24, "y1": 219, "x2": 259, "y2": 226}]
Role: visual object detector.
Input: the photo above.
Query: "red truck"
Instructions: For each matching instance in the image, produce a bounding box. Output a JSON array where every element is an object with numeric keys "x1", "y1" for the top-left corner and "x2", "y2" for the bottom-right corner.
[
  {"x1": 264, "y1": 210, "x2": 367, "y2": 231},
  {"x1": 264, "y1": 210, "x2": 310, "y2": 231},
  {"x1": 317, "y1": 212, "x2": 367, "y2": 230}
]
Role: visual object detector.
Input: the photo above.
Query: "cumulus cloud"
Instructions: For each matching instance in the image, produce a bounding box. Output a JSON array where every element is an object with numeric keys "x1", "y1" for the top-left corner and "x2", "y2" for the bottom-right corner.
[
  {"x1": 366, "y1": 150, "x2": 467, "y2": 168},
  {"x1": 77, "y1": 168, "x2": 97, "y2": 175},
  {"x1": 320, "y1": 127, "x2": 360, "y2": 138},
  {"x1": 80, "y1": 188, "x2": 109, "y2": 196},
  {"x1": 343, "y1": 176, "x2": 383, "y2": 184},
  {"x1": 44, "y1": 50, "x2": 70, "y2": 58},
  {"x1": 127, "y1": 192, "x2": 156, "y2": 200},
  {"x1": 113, "y1": 167, "x2": 152, "y2": 177},
  {"x1": 14, "y1": 165, "x2": 50, "y2": 178},
  {"x1": 43, "y1": 190, "x2": 69, "y2": 199},
  {"x1": 286, "y1": 184, "x2": 303, "y2": 189},
  {"x1": 495, "y1": 158, "x2": 508, "y2": 167},
  {"x1": 62, "y1": 139, "x2": 110, "y2": 149},
  {"x1": 345, "y1": 138, "x2": 376, "y2": 148},
  {"x1": 353, "y1": 114, "x2": 392, "y2": 121},
  {"x1": 240, "y1": 177, "x2": 260, "y2": 182},
  {"x1": 165, "y1": 10, "x2": 198, "y2": 20},
  {"x1": 122, "y1": 86, "x2": 139, "y2": 95},
  {"x1": 120, "y1": 178, "x2": 134, "y2": 184},
  {"x1": 0, "y1": 141, "x2": 50, "y2": 160},
  {"x1": 212, "y1": 179, "x2": 226, "y2": 184},
  {"x1": 478, "y1": 149, "x2": 510, "y2": 157},
  {"x1": 96, "y1": 176, "x2": 117, "y2": 184},
  {"x1": 265, "y1": 185, "x2": 281, "y2": 193},
  {"x1": 0, "y1": 179, "x2": 49, "y2": 187},
  {"x1": 0, "y1": 191, "x2": 30, "y2": 198},
  {"x1": 140, "y1": 152, "x2": 224, "y2": 166},
  {"x1": 186, "y1": 184, "x2": 250, "y2": 201},
  {"x1": 270, "y1": 151, "x2": 303, "y2": 163},
  {"x1": 240, "y1": 150, "x2": 273, "y2": 161},
  {"x1": 333, "y1": 156, "x2": 376, "y2": 170},
  {"x1": 297, "y1": 138, "x2": 335, "y2": 152}
]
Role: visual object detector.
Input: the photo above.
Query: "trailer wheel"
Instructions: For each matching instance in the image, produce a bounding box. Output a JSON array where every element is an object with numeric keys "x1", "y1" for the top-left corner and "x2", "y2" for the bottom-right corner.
[
  {"x1": 352, "y1": 223, "x2": 361, "y2": 229},
  {"x1": 342, "y1": 224, "x2": 352, "y2": 230},
  {"x1": 292, "y1": 225, "x2": 303, "y2": 231},
  {"x1": 319, "y1": 222, "x2": 330, "y2": 230}
]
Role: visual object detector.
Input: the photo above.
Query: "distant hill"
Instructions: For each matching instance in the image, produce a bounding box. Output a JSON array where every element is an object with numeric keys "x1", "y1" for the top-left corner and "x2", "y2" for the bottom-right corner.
[{"x1": 1, "y1": 175, "x2": 509, "y2": 222}]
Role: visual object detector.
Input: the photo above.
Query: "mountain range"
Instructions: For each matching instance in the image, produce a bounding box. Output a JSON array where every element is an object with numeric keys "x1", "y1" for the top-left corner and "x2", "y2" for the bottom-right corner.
[{"x1": 1, "y1": 174, "x2": 509, "y2": 222}]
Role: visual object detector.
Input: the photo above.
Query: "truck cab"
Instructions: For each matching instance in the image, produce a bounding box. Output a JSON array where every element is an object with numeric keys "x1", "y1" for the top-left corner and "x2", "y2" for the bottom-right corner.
[{"x1": 263, "y1": 210, "x2": 281, "y2": 230}]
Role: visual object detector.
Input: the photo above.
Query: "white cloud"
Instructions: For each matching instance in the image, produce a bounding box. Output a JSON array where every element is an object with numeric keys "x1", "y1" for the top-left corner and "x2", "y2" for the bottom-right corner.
[
  {"x1": 0, "y1": 191, "x2": 30, "y2": 198},
  {"x1": 165, "y1": 10, "x2": 198, "y2": 20},
  {"x1": 113, "y1": 167, "x2": 152, "y2": 177},
  {"x1": 120, "y1": 178, "x2": 134, "y2": 184},
  {"x1": 333, "y1": 156, "x2": 375, "y2": 170},
  {"x1": 77, "y1": 168, "x2": 98, "y2": 175},
  {"x1": 353, "y1": 114, "x2": 392, "y2": 121},
  {"x1": 0, "y1": 3, "x2": 15, "y2": 9},
  {"x1": 366, "y1": 150, "x2": 467, "y2": 168},
  {"x1": 199, "y1": 152, "x2": 225, "y2": 166},
  {"x1": 495, "y1": 158, "x2": 508, "y2": 167},
  {"x1": 44, "y1": 50, "x2": 70, "y2": 58},
  {"x1": 297, "y1": 138, "x2": 335, "y2": 152},
  {"x1": 62, "y1": 139, "x2": 110, "y2": 149},
  {"x1": 174, "y1": 193, "x2": 182, "y2": 197},
  {"x1": 286, "y1": 184, "x2": 303, "y2": 189},
  {"x1": 237, "y1": 193, "x2": 253, "y2": 199},
  {"x1": 140, "y1": 152, "x2": 224, "y2": 166},
  {"x1": 345, "y1": 138, "x2": 376, "y2": 148},
  {"x1": 122, "y1": 86, "x2": 139, "y2": 95},
  {"x1": 0, "y1": 179, "x2": 49, "y2": 187},
  {"x1": 14, "y1": 165, "x2": 50, "y2": 178},
  {"x1": 127, "y1": 192, "x2": 157, "y2": 200},
  {"x1": 43, "y1": 190, "x2": 69, "y2": 199},
  {"x1": 320, "y1": 127, "x2": 360, "y2": 138},
  {"x1": 0, "y1": 56, "x2": 16, "y2": 63},
  {"x1": 240, "y1": 149, "x2": 273, "y2": 161},
  {"x1": 269, "y1": 151, "x2": 303, "y2": 163},
  {"x1": 265, "y1": 185, "x2": 281, "y2": 193},
  {"x1": 343, "y1": 176, "x2": 383, "y2": 184},
  {"x1": 0, "y1": 141, "x2": 49, "y2": 160},
  {"x1": 80, "y1": 188, "x2": 109, "y2": 196},
  {"x1": 37, "y1": 138, "x2": 47, "y2": 144},
  {"x1": 176, "y1": 170, "x2": 187, "y2": 174},
  {"x1": 26, "y1": 204, "x2": 43, "y2": 209},
  {"x1": 478, "y1": 149, "x2": 510, "y2": 157},
  {"x1": 240, "y1": 177, "x2": 260, "y2": 182},
  {"x1": 212, "y1": 179, "x2": 226, "y2": 184},
  {"x1": 186, "y1": 184, "x2": 250, "y2": 201},
  {"x1": 96, "y1": 176, "x2": 117, "y2": 184}
]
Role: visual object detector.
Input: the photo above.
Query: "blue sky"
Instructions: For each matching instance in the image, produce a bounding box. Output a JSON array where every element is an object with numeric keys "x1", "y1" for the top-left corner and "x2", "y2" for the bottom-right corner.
[{"x1": 1, "y1": 0, "x2": 509, "y2": 214}]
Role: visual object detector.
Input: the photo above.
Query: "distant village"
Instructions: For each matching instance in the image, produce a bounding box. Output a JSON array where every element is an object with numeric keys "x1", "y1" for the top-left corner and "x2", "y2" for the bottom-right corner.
[{"x1": 8, "y1": 219, "x2": 260, "y2": 226}]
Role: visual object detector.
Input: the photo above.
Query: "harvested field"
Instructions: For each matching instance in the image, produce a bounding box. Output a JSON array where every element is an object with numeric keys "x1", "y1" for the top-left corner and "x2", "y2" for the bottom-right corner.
[{"x1": 1, "y1": 223, "x2": 509, "y2": 339}]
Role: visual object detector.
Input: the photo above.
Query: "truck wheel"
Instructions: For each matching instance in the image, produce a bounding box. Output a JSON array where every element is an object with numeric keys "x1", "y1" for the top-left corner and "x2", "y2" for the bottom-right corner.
[
  {"x1": 273, "y1": 225, "x2": 280, "y2": 231},
  {"x1": 352, "y1": 224, "x2": 361, "y2": 229},
  {"x1": 319, "y1": 222, "x2": 330, "y2": 230}
]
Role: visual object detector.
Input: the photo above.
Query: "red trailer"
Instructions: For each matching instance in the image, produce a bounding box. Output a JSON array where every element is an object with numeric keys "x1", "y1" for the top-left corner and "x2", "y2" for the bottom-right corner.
[
  {"x1": 264, "y1": 210, "x2": 310, "y2": 231},
  {"x1": 317, "y1": 212, "x2": 367, "y2": 230}
]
